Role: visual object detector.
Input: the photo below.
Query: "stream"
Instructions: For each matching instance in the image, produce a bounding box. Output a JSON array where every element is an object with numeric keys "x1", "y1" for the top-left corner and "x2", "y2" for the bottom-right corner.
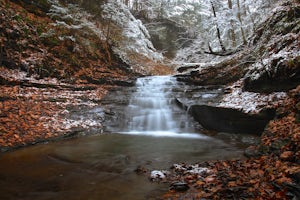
[{"x1": 0, "y1": 76, "x2": 259, "y2": 200}]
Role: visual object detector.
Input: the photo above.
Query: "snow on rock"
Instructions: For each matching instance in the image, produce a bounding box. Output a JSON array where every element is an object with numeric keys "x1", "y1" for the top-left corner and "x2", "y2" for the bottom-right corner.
[
  {"x1": 43, "y1": 115, "x2": 102, "y2": 135},
  {"x1": 219, "y1": 80, "x2": 288, "y2": 113},
  {"x1": 173, "y1": 163, "x2": 210, "y2": 175},
  {"x1": 246, "y1": 33, "x2": 300, "y2": 82},
  {"x1": 102, "y1": 0, "x2": 163, "y2": 66},
  {"x1": 150, "y1": 170, "x2": 169, "y2": 181},
  {"x1": 61, "y1": 119, "x2": 101, "y2": 130}
]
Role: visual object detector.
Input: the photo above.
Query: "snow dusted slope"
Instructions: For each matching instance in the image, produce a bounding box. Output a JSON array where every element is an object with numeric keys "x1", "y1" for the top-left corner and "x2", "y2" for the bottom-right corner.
[
  {"x1": 102, "y1": 0, "x2": 163, "y2": 67},
  {"x1": 46, "y1": 0, "x2": 162, "y2": 73},
  {"x1": 172, "y1": 0, "x2": 280, "y2": 64}
]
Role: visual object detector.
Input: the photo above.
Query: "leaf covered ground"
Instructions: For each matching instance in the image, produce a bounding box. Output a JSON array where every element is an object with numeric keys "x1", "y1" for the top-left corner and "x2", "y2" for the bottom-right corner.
[
  {"x1": 0, "y1": 65, "x2": 111, "y2": 151},
  {"x1": 151, "y1": 86, "x2": 300, "y2": 199}
]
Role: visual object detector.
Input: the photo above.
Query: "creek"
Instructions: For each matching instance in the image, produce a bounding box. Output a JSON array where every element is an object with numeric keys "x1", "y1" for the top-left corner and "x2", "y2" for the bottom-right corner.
[{"x1": 0, "y1": 76, "x2": 259, "y2": 200}]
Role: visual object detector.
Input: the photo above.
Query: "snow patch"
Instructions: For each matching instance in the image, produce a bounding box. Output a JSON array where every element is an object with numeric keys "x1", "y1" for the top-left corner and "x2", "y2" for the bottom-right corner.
[
  {"x1": 219, "y1": 80, "x2": 287, "y2": 113},
  {"x1": 173, "y1": 163, "x2": 210, "y2": 175}
]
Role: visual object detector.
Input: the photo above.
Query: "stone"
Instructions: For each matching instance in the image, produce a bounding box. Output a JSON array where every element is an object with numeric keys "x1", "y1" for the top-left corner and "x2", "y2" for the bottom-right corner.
[
  {"x1": 188, "y1": 105, "x2": 275, "y2": 134},
  {"x1": 169, "y1": 182, "x2": 189, "y2": 192},
  {"x1": 150, "y1": 170, "x2": 167, "y2": 181},
  {"x1": 244, "y1": 145, "x2": 262, "y2": 158}
]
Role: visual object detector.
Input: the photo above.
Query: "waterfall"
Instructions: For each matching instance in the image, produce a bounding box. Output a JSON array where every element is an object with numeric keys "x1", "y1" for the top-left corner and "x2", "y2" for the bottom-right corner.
[
  {"x1": 121, "y1": 76, "x2": 203, "y2": 138},
  {"x1": 127, "y1": 76, "x2": 175, "y2": 131}
]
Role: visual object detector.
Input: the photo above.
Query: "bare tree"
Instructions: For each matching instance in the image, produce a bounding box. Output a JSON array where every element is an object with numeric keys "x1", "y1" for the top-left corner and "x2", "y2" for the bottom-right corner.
[
  {"x1": 210, "y1": 0, "x2": 226, "y2": 52},
  {"x1": 237, "y1": 0, "x2": 247, "y2": 45},
  {"x1": 228, "y1": 0, "x2": 236, "y2": 47}
]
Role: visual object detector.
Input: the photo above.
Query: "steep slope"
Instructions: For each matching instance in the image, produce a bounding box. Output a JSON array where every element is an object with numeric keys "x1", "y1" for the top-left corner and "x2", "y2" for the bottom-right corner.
[
  {"x1": 1, "y1": 0, "x2": 139, "y2": 84},
  {"x1": 0, "y1": 0, "x2": 141, "y2": 151}
]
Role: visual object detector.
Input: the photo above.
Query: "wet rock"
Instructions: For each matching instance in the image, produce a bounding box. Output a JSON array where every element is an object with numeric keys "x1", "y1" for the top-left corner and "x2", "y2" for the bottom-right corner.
[
  {"x1": 188, "y1": 105, "x2": 276, "y2": 134},
  {"x1": 292, "y1": 172, "x2": 300, "y2": 183},
  {"x1": 83, "y1": 76, "x2": 136, "y2": 86},
  {"x1": 174, "y1": 98, "x2": 188, "y2": 110},
  {"x1": 169, "y1": 182, "x2": 189, "y2": 192}
]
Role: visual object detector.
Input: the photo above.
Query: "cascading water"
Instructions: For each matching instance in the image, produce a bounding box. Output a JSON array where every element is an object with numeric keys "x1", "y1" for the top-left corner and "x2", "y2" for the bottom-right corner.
[
  {"x1": 128, "y1": 76, "x2": 175, "y2": 131},
  {"x1": 117, "y1": 76, "x2": 202, "y2": 138}
]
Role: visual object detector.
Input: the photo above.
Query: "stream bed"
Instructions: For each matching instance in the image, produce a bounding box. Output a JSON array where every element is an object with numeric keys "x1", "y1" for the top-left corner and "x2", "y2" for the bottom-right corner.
[{"x1": 0, "y1": 76, "x2": 259, "y2": 200}]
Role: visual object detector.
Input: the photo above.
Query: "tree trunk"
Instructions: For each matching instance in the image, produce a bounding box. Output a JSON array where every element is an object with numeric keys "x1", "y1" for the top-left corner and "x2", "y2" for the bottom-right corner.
[
  {"x1": 125, "y1": 0, "x2": 129, "y2": 6},
  {"x1": 228, "y1": 0, "x2": 232, "y2": 9},
  {"x1": 237, "y1": 0, "x2": 247, "y2": 45},
  {"x1": 210, "y1": 1, "x2": 226, "y2": 52},
  {"x1": 230, "y1": 21, "x2": 237, "y2": 47},
  {"x1": 228, "y1": 0, "x2": 236, "y2": 47}
]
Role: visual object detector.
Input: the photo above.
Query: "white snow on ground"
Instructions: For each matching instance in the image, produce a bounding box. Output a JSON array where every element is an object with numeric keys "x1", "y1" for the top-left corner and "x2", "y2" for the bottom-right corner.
[
  {"x1": 42, "y1": 114, "x2": 103, "y2": 134},
  {"x1": 0, "y1": 67, "x2": 106, "y2": 134},
  {"x1": 219, "y1": 80, "x2": 288, "y2": 113},
  {"x1": 0, "y1": 67, "x2": 63, "y2": 85},
  {"x1": 173, "y1": 163, "x2": 210, "y2": 175}
]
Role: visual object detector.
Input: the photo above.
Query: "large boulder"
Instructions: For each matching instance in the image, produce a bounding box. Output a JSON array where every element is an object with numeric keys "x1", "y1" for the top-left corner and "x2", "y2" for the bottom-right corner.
[{"x1": 188, "y1": 105, "x2": 275, "y2": 134}]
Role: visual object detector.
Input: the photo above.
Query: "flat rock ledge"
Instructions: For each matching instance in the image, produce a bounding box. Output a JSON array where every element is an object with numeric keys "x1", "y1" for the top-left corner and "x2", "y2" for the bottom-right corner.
[{"x1": 188, "y1": 105, "x2": 276, "y2": 134}]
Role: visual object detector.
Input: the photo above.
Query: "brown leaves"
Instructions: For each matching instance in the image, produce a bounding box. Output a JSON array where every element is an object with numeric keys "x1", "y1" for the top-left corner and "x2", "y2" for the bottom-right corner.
[
  {"x1": 163, "y1": 111, "x2": 300, "y2": 199},
  {"x1": 162, "y1": 89, "x2": 300, "y2": 199},
  {"x1": 280, "y1": 151, "x2": 294, "y2": 160},
  {"x1": 163, "y1": 155, "x2": 299, "y2": 199},
  {"x1": 0, "y1": 61, "x2": 113, "y2": 152},
  {"x1": 0, "y1": 98, "x2": 58, "y2": 149}
]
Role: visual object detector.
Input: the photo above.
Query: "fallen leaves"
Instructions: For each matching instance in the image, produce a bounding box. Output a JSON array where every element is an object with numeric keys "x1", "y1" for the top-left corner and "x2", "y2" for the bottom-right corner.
[
  {"x1": 0, "y1": 98, "x2": 59, "y2": 149},
  {"x1": 162, "y1": 156, "x2": 300, "y2": 199},
  {"x1": 0, "y1": 64, "x2": 114, "y2": 152},
  {"x1": 160, "y1": 85, "x2": 300, "y2": 200}
]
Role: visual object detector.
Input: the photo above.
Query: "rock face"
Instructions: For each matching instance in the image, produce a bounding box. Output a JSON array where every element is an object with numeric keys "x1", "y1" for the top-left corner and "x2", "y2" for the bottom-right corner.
[
  {"x1": 243, "y1": 2, "x2": 300, "y2": 93},
  {"x1": 188, "y1": 105, "x2": 276, "y2": 134},
  {"x1": 175, "y1": 57, "x2": 246, "y2": 86}
]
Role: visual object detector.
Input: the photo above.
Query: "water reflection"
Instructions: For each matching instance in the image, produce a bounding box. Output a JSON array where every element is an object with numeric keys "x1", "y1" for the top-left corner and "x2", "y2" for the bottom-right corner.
[{"x1": 0, "y1": 133, "x2": 255, "y2": 200}]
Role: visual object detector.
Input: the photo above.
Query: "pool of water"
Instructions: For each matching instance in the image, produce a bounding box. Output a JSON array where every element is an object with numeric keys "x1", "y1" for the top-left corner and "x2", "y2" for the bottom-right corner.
[{"x1": 0, "y1": 132, "x2": 256, "y2": 200}]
